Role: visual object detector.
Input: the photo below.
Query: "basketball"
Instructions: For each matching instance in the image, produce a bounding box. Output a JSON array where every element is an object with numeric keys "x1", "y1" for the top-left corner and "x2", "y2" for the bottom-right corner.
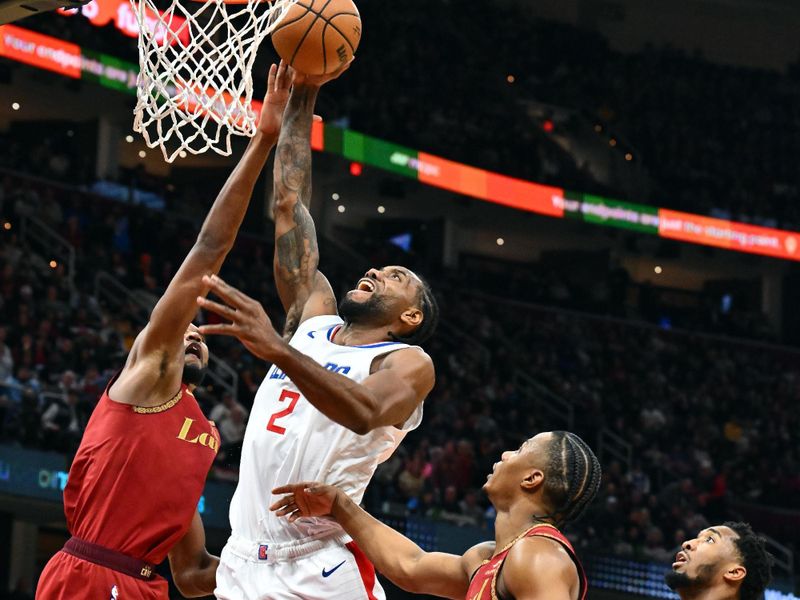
[{"x1": 271, "y1": 0, "x2": 361, "y2": 76}]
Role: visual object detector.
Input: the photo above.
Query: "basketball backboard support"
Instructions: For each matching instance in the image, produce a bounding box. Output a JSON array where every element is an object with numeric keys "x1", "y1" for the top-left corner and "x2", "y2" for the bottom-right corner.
[{"x1": 0, "y1": 0, "x2": 90, "y2": 25}]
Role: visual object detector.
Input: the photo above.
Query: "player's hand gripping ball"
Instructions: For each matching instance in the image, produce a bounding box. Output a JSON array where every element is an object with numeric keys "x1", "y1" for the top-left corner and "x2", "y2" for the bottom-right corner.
[{"x1": 272, "y1": 0, "x2": 361, "y2": 76}]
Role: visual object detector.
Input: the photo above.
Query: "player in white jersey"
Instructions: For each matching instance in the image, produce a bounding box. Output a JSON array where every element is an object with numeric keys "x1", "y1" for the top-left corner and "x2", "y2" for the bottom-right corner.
[{"x1": 196, "y1": 64, "x2": 438, "y2": 600}]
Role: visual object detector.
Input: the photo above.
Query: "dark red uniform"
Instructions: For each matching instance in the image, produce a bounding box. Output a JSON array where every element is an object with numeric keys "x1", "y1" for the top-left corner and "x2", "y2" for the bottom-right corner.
[
  {"x1": 466, "y1": 524, "x2": 587, "y2": 600},
  {"x1": 36, "y1": 383, "x2": 219, "y2": 600}
]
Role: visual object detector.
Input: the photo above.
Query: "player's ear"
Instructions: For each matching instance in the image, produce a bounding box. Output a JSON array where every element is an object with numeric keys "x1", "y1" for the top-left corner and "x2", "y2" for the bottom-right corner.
[
  {"x1": 400, "y1": 307, "x2": 423, "y2": 328},
  {"x1": 521, "y1": 468, "x2": 544, "y2": 491},
  {"x1": 723, "y1": 564, "x2": 746, "y2": 584}
]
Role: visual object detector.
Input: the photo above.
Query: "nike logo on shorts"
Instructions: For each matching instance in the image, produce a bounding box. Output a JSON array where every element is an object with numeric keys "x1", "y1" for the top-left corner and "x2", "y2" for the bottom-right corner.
[{"x1": 322, "y1": 560, "x2": 346, "y2": 578}]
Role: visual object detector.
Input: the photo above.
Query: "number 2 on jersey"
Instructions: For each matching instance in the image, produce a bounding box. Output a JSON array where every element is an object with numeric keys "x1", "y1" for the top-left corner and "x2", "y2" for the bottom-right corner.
[{"x1": 266, "y1": 390, "x2": 300, "y2": 435}]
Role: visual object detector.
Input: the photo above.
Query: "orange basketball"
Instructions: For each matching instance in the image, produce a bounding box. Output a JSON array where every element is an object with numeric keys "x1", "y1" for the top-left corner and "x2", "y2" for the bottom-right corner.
[{"x1": 272, "y1": 0, "x2": 361, "y2": 76}]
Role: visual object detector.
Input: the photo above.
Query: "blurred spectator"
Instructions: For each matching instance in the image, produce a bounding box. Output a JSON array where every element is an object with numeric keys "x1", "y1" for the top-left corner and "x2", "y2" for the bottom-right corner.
[
  {"x1": 40, "y1": 389, "x2": 88, "y2": 453},
  {"x1": 211, "y1": 393, "x2": 249, "y2": 469}
]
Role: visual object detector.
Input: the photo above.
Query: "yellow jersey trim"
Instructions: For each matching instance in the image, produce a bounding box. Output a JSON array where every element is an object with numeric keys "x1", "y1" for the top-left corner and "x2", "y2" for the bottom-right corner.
[{"x1": 131, "y1": 388, "x2": 185, "y2": 414}]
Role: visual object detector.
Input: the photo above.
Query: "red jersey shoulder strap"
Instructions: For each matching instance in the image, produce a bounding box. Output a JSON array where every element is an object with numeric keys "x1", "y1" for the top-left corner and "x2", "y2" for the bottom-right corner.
[{"x1": 524, "y1": 525, "x2": 588, "y2": 600}]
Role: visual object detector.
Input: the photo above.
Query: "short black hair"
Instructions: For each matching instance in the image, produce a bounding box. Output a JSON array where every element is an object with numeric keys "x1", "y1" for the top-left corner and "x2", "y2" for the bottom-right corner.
[
  {"x1": 724, "y1": 521, "x2": 773, "y2": 600},
  {"x1": 540, "y1": 431, "x2": 602, "y2": 526},
  {"x1": 388, "y1": 274, "x2": 439, "y2": 346}
]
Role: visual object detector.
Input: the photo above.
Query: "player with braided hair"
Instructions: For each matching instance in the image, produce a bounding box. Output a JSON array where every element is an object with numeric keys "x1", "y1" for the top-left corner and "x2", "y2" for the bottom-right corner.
[
  {"x1": 667, "y1": 522, "x2": 772, "y2": 600},
  {"x1": 270, "y1": 431, "x2": 601, "y2": 600}
]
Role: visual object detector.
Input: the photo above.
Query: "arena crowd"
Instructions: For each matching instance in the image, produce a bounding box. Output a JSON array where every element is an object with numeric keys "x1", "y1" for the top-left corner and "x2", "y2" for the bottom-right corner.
[{"x1": 1, "y1": 174, "x2": 797, "y2": 571}]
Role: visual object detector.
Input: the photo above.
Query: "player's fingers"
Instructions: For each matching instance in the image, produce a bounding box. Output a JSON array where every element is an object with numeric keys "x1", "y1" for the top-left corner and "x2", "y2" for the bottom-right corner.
[
  {"x1": 312, "y1": 114, "x2": 322, "y2": 122},
  {"x1": 268, "y1": 494, "x2": 293, "y2": 511},
  {"x1": 202, "y1": 274, "x2": 246, "y2": 307},
  {"x1": 196, "y1": 296, "x2": 236, "y2": 320},
  {"x1": 276, "y1": 61, "x2": 289, "y2": 90},
  {"x1": 333, "y1": 57, "x2": 354, "y2": 78},
  {"x1": 287, "y1": 510, "x2": 302, "y2": 523},
  {"x1": 267, "y1": 63, "x2": 277, "y2": 94},
  {"x1": 272, "y1": 482, "x2": 314, "y2": 495},
  {"x1": 197, "y1": 323, "x2": 240, "y2": 337}
]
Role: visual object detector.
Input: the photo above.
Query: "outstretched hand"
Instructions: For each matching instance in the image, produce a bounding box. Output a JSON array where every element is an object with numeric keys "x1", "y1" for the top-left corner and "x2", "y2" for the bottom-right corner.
[
  {"x1": 270, "y1": 482, "x2": 339, "y2": 523},
  {"x1": 292, "y1": 58, "x2": 354, "y2": 88},
  {"x1": 258, "y1": 61, "x2": 293, "y2": 137},
  {"x1": 196, "y1": 275, "x2": 284, "y2": 361}
]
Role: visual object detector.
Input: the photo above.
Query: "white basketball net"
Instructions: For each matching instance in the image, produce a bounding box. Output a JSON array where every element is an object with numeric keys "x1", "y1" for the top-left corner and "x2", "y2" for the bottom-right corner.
[{"x1": 131, "y1": 0, "x2": 297, "y2": 162}]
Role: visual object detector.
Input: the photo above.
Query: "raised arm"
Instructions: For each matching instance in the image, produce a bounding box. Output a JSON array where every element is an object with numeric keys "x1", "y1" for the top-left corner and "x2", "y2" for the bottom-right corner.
[
  {"x1": 271, "y1": 67, "x2": 351, "y2": 337},
  {"x1": 167, "y1": 510, "x2": 219, "y2": 598},
  {"x1": 197, "y1": 275, "x2": 435, "y2": 433},
  {"x1": 270, "y1": 483, "x2": 486, "y2": 599},
  {"x1": 111, "y1": 64, "x2": 292, "y2": 401}
]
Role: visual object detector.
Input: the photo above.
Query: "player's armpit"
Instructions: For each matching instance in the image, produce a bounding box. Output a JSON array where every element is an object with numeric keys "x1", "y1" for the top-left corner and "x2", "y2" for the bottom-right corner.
[
  {"x1": 500, "y1": 537, "x2": 577, "y2": 600},
  {"x1": 282, "y1": 271, "x2": 338, "y2": 339},
  {"x1": 461, "y1": 541, "x2": 496, "y2": 577},
  {"x1": 360, "y1": 347, "x2": 435, "y2": 430},
  {"x1": 167, "y1": 510, "x2": 219, "y2": 598}
]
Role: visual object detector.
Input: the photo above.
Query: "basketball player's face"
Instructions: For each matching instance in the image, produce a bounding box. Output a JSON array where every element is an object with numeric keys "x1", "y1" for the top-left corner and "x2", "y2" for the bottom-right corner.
[
  {"x1": 183, "y1": 325, "x2": 209, "y2": 369},
  {"x1": 182, "y1": 325, "x2": 209, "y2": 387},
  {"x1": 666, "y1": 526, "x2": 742, "y2": 592},
  {"x1": 340, "y1": 266, "x2": 421, "y2": 322},
  {"x1": 483, "y1": 433, "x2": 550, "y2": 497}
]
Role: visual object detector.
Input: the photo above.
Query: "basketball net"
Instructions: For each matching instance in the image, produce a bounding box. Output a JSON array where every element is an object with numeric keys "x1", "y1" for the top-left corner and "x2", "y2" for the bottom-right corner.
[{"x1": 131, "y1": 0, "x2": 297, "y2": 162}]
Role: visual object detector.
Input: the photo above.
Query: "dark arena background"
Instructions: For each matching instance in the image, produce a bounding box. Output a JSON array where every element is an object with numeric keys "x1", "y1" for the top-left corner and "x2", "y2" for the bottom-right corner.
[{"x1": 1, "y1": 0, "x2": 799, "y2": 598}]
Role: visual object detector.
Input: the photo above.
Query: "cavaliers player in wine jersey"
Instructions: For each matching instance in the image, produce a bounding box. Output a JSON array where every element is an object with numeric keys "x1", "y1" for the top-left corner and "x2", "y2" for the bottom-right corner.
[
  {"x1": 193, "y1": 66, "x2": 437, "y2": 599},
  {"x1": 35, "y1": 63, "x2": 294, "y2": 600},
  {"x1": 271, "y1": 431, "x2": 601, "y2": 600},
  {"x1": 666, "y1": 522, "x2": 772, "y2": 600}
]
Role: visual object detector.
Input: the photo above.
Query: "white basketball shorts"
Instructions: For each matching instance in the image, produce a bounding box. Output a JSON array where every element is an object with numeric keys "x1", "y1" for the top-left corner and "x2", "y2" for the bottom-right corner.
[{"x1": 214, "y1": 533, "x2": 386, "y2": 600}]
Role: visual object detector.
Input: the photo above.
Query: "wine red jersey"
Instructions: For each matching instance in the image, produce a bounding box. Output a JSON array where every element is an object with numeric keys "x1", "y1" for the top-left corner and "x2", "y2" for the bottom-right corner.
[
  {"x1": 63, "y1": 382, "x2": 219, "y2": 564},
  {"x1": 466, "y1": 524, "x2": 587, "y2": 600}
]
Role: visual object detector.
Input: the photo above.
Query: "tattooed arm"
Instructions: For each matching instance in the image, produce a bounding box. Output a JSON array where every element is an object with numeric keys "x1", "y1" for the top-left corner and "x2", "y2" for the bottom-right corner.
[{"x1": 272, "y1": 82, "x2": 337, "y2": 339}]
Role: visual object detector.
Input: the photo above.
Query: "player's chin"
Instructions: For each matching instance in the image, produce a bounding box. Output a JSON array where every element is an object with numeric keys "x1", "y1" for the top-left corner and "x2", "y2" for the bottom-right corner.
[
  {"x1": 346, "y1": 289, "x2": 374, "y2": 302},
  {"x1": 184, "y1": 353, "x2": 203, "y2": 367}
]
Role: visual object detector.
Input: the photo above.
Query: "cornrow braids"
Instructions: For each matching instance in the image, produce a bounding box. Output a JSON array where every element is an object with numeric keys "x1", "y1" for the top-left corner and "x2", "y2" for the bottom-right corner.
[
  {"x1": 539, "y1": 431, "x2": 602, "y2": 526},
  {"x1": 388, "y1": 275, "x2": 439, "y2": 346},
  {"x1": 724, "y1": 521, "x2": 773, "y2": 600}
]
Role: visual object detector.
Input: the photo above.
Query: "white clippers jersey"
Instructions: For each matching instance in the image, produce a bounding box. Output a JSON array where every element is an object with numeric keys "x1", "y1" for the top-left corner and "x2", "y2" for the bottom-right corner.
[{"x1": 229, "y1": 314, "x2": 423, "y2": 544}]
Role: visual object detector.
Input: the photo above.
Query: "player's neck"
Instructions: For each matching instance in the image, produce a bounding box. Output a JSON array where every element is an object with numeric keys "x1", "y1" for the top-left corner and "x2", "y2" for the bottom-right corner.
[
  {"x1": 332, "y1": 322, "x2": 391, "y2": 346},
  {"x1": 493, "y1": 504, "x2": 549, "y2": 554},
  {"x1": 677, "y1": 586, "x2": 736, "y2": 600}
]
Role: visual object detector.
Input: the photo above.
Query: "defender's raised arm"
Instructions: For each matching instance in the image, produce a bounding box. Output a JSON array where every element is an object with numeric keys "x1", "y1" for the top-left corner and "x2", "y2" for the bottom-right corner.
[{"x1": 113, "y1": 63, "x2": 293, "y2": 402}]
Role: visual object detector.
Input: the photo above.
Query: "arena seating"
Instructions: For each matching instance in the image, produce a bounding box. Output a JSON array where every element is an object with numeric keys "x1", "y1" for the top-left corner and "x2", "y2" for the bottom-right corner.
[{"x1": 1, "y1": 173, "x2": 797, "y2": 572}]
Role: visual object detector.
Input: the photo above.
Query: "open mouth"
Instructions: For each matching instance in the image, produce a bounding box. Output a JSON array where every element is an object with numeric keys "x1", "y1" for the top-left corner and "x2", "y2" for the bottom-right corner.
[
  {"x1": 354, "y1": 278, "x2": 376, "y2": 293},
  {"x1": 185, "y1": 342, "x2": 202, "y2": 360},
  {"x1": 673, "y1": 551, "x2": 688, "y2": 568}
]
